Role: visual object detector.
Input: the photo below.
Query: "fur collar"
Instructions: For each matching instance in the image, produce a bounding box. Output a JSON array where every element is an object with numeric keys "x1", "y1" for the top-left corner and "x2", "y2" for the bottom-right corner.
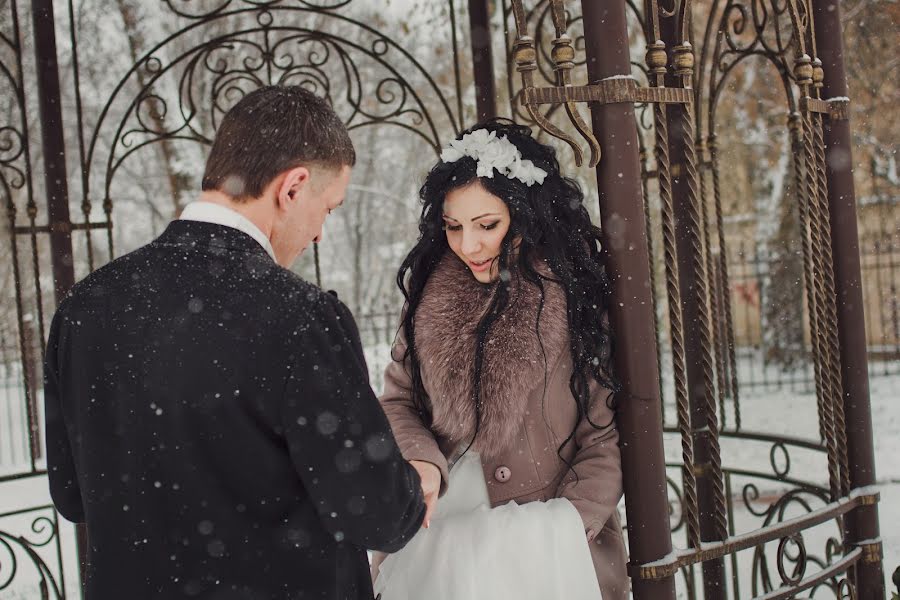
[{"x1": 413, "y1": 253, "x2": 569, "y2": 459}]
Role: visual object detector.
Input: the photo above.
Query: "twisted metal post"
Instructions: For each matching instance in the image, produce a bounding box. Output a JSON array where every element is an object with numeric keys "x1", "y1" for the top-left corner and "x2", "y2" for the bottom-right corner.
[
  {"x1": 789, "y1": 114, "x2": 829, "y2": 444},
  {"x1": 796, "y1": 54, "x2": 842, "y2": 500},
  {"x1": 786, "y1": 0, "x2": 846, "y2": 504},
  {"x1": 810, "y1": 99, "x2": 851, "y2": 497},
  {"x1": 647, "y1": 36, "x2": 701, "y2": 550},
  {"x1": 806, "y1": 11, "x2": 851, "y2": 498},
  {"x1": 673, "y1": 41, "x2": 729, "y2": 544},
  {"x1": 804, "y1": 115, "x2": 842, "y2": 501}
]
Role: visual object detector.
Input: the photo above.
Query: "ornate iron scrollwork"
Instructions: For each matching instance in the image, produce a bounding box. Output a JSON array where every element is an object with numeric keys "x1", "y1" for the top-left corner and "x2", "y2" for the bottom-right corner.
[
  {"x1": 0, "y1": 127, "x2": 26, "y2": 195},
  {"x1": 100, "y1": 6, "x2": 458, "y2": 202},
  {"x1": 0, "y1": 508, "x2": 65, "y2": 598},
  {"x1": 658, "y1": 429, "x2": 870, "y2": 598},
  {"x1": 776, "y1": 532, "x2": 808, "y2": 585},
  {"x1": 507, "y1": 0, "x2": 690, "y2": 168}
]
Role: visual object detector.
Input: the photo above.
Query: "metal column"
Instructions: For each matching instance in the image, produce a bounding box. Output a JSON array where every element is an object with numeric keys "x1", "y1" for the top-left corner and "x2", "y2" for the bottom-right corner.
[
  {"x1": 468, "y1": 0, "x2": 497, "y2": 122},
  {"x1": 580, "y1": 2, "x2": 677, "y2": 598},
  {"x1": 813, "y1": 2, "x2": 885, "y2": 597},
  {"x1": 31, "y1": 0, "x2": 85, "y2": 591}
]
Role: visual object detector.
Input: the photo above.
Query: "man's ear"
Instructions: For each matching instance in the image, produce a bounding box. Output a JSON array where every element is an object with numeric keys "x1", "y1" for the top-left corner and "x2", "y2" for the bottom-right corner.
[{"x1": 275, "y1": 166, "x2": 311, "y2": 211}]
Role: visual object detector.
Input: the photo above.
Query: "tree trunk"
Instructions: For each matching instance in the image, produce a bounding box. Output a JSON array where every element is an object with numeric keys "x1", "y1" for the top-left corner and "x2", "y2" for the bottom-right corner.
[{"x1": 116, "y1": 0, "x2": 192, "y2": 216}]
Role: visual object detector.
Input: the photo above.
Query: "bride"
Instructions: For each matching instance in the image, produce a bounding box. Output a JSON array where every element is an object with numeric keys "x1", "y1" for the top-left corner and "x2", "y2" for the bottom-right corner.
[{"x1": 373, "y1": 120, "x2": 629, "y2": 599}]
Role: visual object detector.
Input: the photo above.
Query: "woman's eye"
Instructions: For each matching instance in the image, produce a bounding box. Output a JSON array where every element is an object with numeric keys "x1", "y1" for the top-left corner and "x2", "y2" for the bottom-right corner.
[
  {"x1": 481, "y1": 222, "x2": 499, "y2": 231},
  {"x1": 444, "y1": 224, "x2": 462, "y2": 232}
]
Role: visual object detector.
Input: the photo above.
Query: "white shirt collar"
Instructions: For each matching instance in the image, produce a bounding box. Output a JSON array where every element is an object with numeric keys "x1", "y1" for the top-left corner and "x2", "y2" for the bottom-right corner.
[{"x1": 179, "y1": 201, "x2": 276, "y2": 262}]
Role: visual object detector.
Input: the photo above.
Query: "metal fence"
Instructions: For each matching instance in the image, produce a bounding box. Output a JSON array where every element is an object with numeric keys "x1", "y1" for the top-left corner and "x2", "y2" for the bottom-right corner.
[{"x1": 721, "y1": 234, "x2": 899, "y2": 394}]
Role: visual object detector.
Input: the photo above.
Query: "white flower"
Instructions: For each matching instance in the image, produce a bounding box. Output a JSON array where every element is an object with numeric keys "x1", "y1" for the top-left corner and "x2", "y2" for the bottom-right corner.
[
  {"x1": 476, "y1": 160, "x2": 496, "y2": 178},
  {"x1": 440, "y1": 146, "x2": 465, "y2": 162},
  {"x1": 439, "y1": 129, "x2": 549, "y2": 187},
  {"x1": 507, "y1": 158, "x2": 528, "y2": 184},
  {"x1": 479, "y1": 136, "x2": 519, "y2": 175},
  {"x1": 509, "y1": 159, "x2": 547, "y2": 186},
  {"x1": 465, "y1": 129, "x2": 494, "y2": 153}
]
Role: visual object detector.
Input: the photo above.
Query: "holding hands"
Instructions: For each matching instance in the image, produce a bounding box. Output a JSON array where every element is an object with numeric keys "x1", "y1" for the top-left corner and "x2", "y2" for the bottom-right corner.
[{"x1": 409, "y1": 460, "x2": 441, "y2": 529}]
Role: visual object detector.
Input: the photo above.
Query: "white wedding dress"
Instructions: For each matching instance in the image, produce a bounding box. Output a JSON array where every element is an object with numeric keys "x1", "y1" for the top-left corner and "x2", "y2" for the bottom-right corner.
[{"x1": 373, "y1": 451, "x2": 601, "y2": 600}]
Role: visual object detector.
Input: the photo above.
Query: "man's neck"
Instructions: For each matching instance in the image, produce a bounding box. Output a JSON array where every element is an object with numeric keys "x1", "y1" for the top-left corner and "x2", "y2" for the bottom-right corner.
[{"x1": 195, "y1": 190, "x2": 275, "y2": 237}]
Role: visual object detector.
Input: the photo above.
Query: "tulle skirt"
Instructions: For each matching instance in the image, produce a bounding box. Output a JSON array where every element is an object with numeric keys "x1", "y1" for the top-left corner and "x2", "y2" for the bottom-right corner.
[{"x1": 374, "y1": 452, "x2": 601, "y2": 600}]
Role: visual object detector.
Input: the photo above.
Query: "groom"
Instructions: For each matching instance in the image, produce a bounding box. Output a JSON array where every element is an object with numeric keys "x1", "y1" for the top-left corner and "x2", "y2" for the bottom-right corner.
[{"x1": 44, "y1": 86, "x2": 426, "y2": 599}]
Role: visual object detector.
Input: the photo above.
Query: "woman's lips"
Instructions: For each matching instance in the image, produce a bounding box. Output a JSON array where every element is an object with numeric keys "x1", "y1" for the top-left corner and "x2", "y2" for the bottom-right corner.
[{"x1": 468, "y1": 258, "x2": 493, "y2": 273}]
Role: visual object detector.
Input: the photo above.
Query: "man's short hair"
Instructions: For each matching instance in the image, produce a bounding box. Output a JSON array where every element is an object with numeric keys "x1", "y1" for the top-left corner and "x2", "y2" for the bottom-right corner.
[{"x1": 202, "y1": 86, "x2": 355, "y2": 201}]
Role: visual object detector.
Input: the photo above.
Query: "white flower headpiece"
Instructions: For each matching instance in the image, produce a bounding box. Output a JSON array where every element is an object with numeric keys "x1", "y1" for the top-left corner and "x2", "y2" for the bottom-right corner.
[{"x1": 440, "y1": 129, "x2": 548, "y2": 187}]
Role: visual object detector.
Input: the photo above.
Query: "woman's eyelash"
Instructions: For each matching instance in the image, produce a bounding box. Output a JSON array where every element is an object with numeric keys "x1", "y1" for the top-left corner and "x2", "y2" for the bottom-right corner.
[{"x1": 443, "y1": 222, "x2": 499, "y2": 231}]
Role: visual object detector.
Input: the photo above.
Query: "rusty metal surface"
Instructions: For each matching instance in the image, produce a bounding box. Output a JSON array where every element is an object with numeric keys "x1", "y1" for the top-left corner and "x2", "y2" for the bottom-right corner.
[
  {"x1": 803, "y1": 96, "x2": 851, "y2": 119},
  {"x1": 520, "y1": 79, "x2": 693, "y2": 105}
]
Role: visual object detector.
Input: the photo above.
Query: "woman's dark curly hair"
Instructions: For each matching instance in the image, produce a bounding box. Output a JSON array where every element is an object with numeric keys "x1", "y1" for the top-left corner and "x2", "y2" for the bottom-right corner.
[{"x1": 396, "y1": 119, "x2": 620, "y2": 459}]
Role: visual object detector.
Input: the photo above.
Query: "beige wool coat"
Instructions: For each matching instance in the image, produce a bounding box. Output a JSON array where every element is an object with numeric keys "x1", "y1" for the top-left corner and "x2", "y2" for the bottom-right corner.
[{"x1": 375, "y1": 255, "x2": 629, "y2": 599}]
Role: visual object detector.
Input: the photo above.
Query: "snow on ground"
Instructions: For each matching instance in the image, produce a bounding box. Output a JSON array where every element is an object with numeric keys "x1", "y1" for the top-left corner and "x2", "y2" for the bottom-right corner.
[
  {"x1": 0, "y1": 363, "x2": 897, "y2": 598},
  {"x1": 867, "y1": 373, "x2": 900, "y2": 595}
]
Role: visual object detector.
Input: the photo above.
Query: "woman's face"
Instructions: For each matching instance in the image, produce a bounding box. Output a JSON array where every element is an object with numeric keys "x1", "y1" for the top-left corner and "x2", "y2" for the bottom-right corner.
[{"x1": 442, "y1": 180, "x2": 511, "y2": 284}]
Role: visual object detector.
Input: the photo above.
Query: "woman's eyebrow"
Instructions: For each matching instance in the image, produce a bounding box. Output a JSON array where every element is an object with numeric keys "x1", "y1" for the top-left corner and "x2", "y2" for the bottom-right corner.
[{"x1": 471, "y1": 213, "x2": 501, "y2": 221}]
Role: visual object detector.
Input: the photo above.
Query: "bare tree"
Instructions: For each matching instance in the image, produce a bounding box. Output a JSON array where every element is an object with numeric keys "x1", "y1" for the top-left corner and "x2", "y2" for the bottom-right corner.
[{"x1": 115, "y1": 0, "x2": 193, "y2": 216}]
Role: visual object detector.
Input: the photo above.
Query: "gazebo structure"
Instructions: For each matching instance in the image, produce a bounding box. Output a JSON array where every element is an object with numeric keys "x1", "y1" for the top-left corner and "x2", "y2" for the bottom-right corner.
[{"x1": 0, "y1": 0, "x2": 885, "y2": 598}]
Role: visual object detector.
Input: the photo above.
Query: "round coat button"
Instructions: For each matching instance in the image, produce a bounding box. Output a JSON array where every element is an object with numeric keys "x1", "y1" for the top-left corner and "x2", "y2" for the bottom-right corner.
[{"x1": 494, "y1": 466, "x2": 511, "y2": 483}]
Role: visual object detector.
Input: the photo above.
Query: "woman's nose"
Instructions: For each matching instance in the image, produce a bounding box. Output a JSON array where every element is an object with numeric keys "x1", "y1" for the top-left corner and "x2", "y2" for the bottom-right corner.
[{"x1": 460, "y1": 231, "x2": 481, "y2": 255}]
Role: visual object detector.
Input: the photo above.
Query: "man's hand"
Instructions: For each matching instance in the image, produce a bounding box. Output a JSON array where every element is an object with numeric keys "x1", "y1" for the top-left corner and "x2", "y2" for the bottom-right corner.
[{"x1": 409, "y1": 460, "x2": 441, "y2": 528}]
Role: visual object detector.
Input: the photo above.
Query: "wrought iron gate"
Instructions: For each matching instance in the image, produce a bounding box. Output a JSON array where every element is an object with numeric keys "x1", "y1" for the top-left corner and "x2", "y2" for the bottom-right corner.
[{"x1": 503, "y1": 0, "x2": 885, "y2": 598}]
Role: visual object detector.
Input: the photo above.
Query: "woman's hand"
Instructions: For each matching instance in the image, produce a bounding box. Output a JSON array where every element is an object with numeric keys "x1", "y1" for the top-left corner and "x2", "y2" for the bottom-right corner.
[{"x1": 409, "y1": 460, "x2": 441, "y2": 528}]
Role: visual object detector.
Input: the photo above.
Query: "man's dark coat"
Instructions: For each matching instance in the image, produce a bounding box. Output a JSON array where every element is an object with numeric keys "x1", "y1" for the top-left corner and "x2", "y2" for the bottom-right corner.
[{"x1": 44, "y1": 220, "x2": 424, "y2": 599}]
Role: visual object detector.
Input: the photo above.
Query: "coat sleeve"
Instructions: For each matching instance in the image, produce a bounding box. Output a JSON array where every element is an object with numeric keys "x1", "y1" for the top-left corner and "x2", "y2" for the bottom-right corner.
[
  {"x1": 280, "y1": 294, "x2": 425, "y2": 553},
  {"x1": 44, "y1": 307, "x2": 86, "y2": 523},
  {"x1": 378, "y1": 324, "x2": 449, "y2": 496},
  {"x1": 555, "y1": 377, "x2": 622, "y2": 539}
]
